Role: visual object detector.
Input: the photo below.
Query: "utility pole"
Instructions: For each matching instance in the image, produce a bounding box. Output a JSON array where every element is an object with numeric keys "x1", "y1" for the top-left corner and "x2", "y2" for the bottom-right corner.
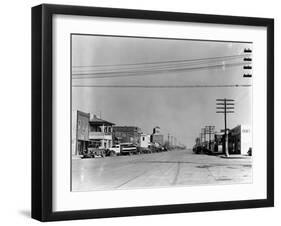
[
  {"x1": 167, "y1": 133, "x2": 170, "y2": 148},
  {"x1": 200, "y1": 132, "x2": 203, "y2": 145},
  {"x1": 216, "y1": 99, "x2": 235, "y2": 157},
  {"x1": 201, "y1": 128, "x2": 205, "y2": 143},
  {"x1": 201, "y1": 128, "x2": 207, "y2": 150},
  {"x1": 205, "y1": 126, "x2": 215, "y2": 150}
]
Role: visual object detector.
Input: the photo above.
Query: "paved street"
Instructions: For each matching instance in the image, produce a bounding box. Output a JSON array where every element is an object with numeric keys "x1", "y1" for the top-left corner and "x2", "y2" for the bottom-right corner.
[{"x1": 72, "y1": 149, "x2": 252, "y2": 191}]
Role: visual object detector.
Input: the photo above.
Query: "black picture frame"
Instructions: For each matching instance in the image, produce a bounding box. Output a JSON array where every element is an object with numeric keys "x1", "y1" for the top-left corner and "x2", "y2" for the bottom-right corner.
[{"x1": 32, "y1": 4, "x2": 274, "y2": 222}]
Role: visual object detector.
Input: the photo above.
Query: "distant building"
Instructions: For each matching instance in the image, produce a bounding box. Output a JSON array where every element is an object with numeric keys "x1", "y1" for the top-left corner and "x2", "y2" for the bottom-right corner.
[
  {"x1": 228, "y1": 125, "x2": 252, "y2": 155},
  {"x1": 153, "y1": 126, "x2": 161, "y2": 134},
  {"x1": 113, "y1": 126, "x2": 141, "y2": 145},
  {"x1": 89, "y1": 114, "x2": 115, "y2": 149},
  {"x1": 214, "y1": 132, "x2": 224, "y2": 153},
  {"x1": 151, "y1": 126, "x2": 164, "y2": 146},
  {"x1": 140, "y1": 134, "x2": 151, "y2": 148},
  {"x1": 72, "y1": 110, "x2": 90, "y2": 156}
]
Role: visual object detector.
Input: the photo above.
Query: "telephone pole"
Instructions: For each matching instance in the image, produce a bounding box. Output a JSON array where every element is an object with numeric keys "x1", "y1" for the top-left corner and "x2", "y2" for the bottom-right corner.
[
  {"x1": 205, "y1": 126, "x2": 215, "y2": 150},
  {"x1": 200, "y1": 127, "x2": 207, "y2": 150},
  {"x1": 200, "y1": 132, "x2": 203, "y2": 145},
  {"x1": 201, "y1": 128, "x2": 206, "y2": 143},
  {"x1": 167, "y1": 133, "x2": 170, "y2": 147},
  {"x1": 216, "y1": 99, "x2": 235, "y2": 157}
]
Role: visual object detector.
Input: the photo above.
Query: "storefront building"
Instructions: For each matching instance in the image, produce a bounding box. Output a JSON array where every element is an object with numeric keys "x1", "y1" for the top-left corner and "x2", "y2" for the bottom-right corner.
[
  {"x1": 88, "y1": 114, "x2": 115, "y2": 149},
  {"x1": 228, "y1": 125, "x2": 252, "y2": 155},
  {"x1": 151, "y1": 126, "x2": 164, "y2": 146},
  {"x1": 113, "y1": 126, "x2": 141, "y2": 145},
  {"x1": 140, "y1": 134, "x2": 151, "y2": 148},
  {"x1": 72, "y1": 110, "x2": 90, "y2": 156}
]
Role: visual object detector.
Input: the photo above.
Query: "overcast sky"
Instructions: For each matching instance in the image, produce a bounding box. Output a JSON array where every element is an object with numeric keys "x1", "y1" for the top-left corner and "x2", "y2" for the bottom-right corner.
[{"x1": 72, "y1": 34, "x2": 252, "y2": 148}]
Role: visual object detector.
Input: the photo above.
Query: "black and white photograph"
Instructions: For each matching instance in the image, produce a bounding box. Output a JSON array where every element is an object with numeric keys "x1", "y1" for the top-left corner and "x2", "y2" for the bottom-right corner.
[
  {"x1": 29, "y1": 2, "x2": 274, "y2": 222},
  {"x1": 71, "y1": 34, "x2": 253, "y2": 192}
]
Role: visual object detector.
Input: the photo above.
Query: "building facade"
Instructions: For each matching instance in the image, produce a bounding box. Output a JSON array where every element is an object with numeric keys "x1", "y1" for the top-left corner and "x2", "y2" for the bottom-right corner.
[
  {"x1": 88, "y1": 114, "x2": 114, "y2": 149},
  {"x1": 140, "y1": 134, "x2": 151, "y2": 148},
  {"x1": 228, "y1": 125, "x2": 252, "y2": 155},
  {"x1": 72, "y1": 110, "x2": 90, "y2": 156},
  {"x1": 151, "y1": 126, "x2": 164, "y2": 146},
  {"x1": 113, "y1": 126, "x2": 141, "y2": 145}
]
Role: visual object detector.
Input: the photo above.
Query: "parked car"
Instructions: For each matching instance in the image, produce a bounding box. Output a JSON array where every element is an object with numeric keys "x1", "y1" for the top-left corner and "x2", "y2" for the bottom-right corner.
[
  {"x1": 192, "y1": 144, "x2": 202, "y2": 154},
  {"x1": 108, "y1": 144, "x2": 121, "y2": 156},
  {"x1": 247, "y1": 147, "x2": 252, "y2": 156},
  {"x1": 137, "y1": 146, "x2": 152, "y2": 154},
  {"x1": 82, "y1": 145, "x2": 106, "y2": 158},
  {"x1": 148, "y1": 143, "x2": 163, "y2": 153}
]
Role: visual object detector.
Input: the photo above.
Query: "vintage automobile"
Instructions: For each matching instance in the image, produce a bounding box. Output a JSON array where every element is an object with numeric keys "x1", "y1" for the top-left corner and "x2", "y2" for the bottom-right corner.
[
  {"x1": 148, "y1": 143, "x2": 166, "y2": 153},
  {"x1": 82, "y1": 144, "x2": 106, "y2": 158},
  {"x1": 247, "y1": 147, "x2": 252, "y2": 156}
]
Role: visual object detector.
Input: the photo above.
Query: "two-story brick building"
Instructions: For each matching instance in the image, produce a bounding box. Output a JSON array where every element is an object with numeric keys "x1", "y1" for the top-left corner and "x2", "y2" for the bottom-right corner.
[{"x1": 113, "y1": 126, "x2": 141, "y2": 145}]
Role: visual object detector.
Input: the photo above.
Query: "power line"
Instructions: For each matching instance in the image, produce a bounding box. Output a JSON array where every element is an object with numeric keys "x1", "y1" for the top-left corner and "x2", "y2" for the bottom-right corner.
[
  {"x1": 72, "y1": 62, "x2": 249, "y2": 79},
  {"x1": 72, "y1": 84, "x2": 252, "y2": 88},
  {"x1": 72, "y1": 58, "x2": 251, "y2": 75},
  {"x1": 72, "y1": 59, "x2": 250, "y2": 75},
  {"x1": 72, "y1": 55, "x2": 251, "y2": 74},
  {"x1": 72, "y1": 58, "x2": 241, "y2": 74},
  {"x1": 72, "y1": 53, "x2": 252, "y2": 68}
]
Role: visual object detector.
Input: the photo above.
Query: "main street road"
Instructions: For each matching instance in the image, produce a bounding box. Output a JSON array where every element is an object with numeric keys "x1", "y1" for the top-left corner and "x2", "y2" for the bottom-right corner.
[{"x1": 72, "y1": 149, "x2": 252, "y2": 191}]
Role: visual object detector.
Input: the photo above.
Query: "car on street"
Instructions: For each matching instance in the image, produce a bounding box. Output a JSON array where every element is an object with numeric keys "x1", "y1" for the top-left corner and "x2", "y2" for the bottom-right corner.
[{"x1": 82, "y1": 145, "x2": 106, "y2": 158}]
